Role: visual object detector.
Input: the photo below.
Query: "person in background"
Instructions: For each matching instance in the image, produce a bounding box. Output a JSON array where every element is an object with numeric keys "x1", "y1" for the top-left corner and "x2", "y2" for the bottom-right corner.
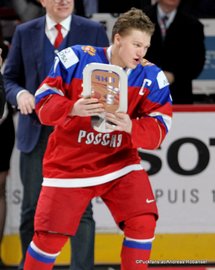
[
  {"x1": 23, "y1": 8, "x2": 172, "y2": 270},
  {"x1": 0, "y1": 50, "x2": 5, "y2": 118},
  {"x1": 0, "y1": 30, "x2": 15, "y2": 264},
  {"x1": 144, "y1": 0, "x2": 206, "y2": 104},
  {"x1": 180, "y1": 0, "x2": 215, "y2": 19},
  {"x1": 3, "y1": 0, "x2": 109, "y2": 269},
  {"x1": 11, "y1": 0, "x2": 45, "y2": 21}
]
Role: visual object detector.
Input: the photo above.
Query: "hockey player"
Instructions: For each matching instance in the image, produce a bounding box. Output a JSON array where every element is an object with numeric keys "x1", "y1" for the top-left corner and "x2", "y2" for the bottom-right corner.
[{"x1": 24, "y1": 8, "x2": 172, "y2": 270}]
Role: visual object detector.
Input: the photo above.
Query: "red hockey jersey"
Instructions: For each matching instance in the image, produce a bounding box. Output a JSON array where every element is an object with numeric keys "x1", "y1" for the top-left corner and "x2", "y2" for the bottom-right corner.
[{"x1": 35, "y1": 45, "x2": 172, "y2": 187}]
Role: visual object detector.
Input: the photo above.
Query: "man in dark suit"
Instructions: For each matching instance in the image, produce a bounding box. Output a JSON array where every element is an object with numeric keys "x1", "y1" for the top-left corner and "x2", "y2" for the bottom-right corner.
[
  {"x1": 4, "y1": 0, "x2": 109, "y2": 269},
  {"x1": 0, "y1": 73, "x2": 4, "y2": 118},
  {"x1": 144, "y1": 0, "x2": 206, "y2": 104},
  {"x1": 0, "y1": 51, "x2": 5, "y2": 118}
]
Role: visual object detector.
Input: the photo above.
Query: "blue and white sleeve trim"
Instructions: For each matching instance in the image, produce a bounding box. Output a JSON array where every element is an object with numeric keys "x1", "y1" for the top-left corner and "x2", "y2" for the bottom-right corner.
[{"x1": 35, "y1": 83, "x2": 64, "y2": 104}]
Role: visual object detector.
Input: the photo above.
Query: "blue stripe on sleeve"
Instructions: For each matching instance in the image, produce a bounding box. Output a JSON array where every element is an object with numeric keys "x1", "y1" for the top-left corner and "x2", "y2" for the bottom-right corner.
[
  {"x1": 155, "y1": 115, "x2": 168, "y2": 132},
  {"x1": 35, "y1": 89, "x2": 59, "y2": 104}
]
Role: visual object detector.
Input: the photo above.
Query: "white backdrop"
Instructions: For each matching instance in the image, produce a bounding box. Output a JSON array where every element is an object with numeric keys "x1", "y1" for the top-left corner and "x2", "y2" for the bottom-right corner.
[{"x1": 5, "y1": 108, "x2": 215, "y2": 235}]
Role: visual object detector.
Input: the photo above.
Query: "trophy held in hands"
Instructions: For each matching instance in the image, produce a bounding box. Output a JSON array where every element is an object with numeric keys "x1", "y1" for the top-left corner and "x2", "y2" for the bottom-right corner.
[{"x1": 83, "y1": 63, "x2": 128, "y2": 133}]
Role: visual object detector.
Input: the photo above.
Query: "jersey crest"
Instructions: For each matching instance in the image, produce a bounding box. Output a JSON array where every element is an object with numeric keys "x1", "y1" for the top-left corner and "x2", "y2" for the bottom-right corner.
[{"x1": 82, "y1": 45, "x2": 96, "y2": 56}]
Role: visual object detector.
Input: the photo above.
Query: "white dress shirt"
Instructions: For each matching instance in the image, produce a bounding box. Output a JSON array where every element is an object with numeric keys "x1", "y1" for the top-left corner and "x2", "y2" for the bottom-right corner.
[{"x1": 45, "y1": 14, "x2": 72, "y2": 46}]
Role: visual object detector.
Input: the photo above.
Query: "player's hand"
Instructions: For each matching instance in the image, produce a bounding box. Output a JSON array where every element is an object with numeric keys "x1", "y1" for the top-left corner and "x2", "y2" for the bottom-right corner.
[
  {"x1": 105, "y1": 112, "x2": 132, "y2": 134},
  {"x1": 70, "y1": 97, "x2": 104, "y2": 117},
  {"x1": 164, "y1": 71, "x2": 175, "y2": 84},
  {"x1": 17, "y1": 91, "x2": 35, "y2": 114}
]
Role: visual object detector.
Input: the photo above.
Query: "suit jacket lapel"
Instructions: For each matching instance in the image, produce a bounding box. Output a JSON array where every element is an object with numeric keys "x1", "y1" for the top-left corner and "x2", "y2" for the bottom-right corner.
[
  {"x1": 30, "y1": 16, "x2": 46, "y2": 82},
  {"x1": 66, "y1": 15, "x2": 82, "y2": 46},
  {"x1": 66, "y1": 15, "x2": 76, "y2": 46}
]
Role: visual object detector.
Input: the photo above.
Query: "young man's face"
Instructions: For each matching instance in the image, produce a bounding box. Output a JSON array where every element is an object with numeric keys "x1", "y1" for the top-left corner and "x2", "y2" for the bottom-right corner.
[
  {"x1": 114, "y1": 29, "x2": 151, "y2": 69},
  {"x1": 40, "y1": 0, "x2": 74, "y2": 22}
]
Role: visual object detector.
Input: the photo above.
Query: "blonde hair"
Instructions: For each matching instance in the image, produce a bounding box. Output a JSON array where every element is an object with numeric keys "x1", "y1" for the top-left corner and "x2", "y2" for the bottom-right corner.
[{"x1": 111, "y1": 7, "x2": 155, "y2": 42}]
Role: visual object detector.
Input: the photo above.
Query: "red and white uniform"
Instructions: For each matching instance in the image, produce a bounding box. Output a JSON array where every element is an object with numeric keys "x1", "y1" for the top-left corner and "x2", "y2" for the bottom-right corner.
[
  {"x1": 35, "y1": 45, "x2": 172, "y2": 188},
  {"x1": 24, "y1": 44, "x2": 172, "y2": 270}
]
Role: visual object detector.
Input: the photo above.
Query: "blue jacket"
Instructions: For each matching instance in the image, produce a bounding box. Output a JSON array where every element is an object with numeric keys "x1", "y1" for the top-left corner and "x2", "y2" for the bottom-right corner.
[{"x1": 4, "y1": 15, "x2": 109, "y2": 153}]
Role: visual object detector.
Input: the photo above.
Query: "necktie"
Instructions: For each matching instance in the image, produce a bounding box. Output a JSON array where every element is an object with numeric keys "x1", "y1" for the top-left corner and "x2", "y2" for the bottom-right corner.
[
  {"x1": 54, "y1": 23, "x2": 63, "y2": 48},
  {"x1": 161, "y1": 15, "x2": 168, "y2": 38}
]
